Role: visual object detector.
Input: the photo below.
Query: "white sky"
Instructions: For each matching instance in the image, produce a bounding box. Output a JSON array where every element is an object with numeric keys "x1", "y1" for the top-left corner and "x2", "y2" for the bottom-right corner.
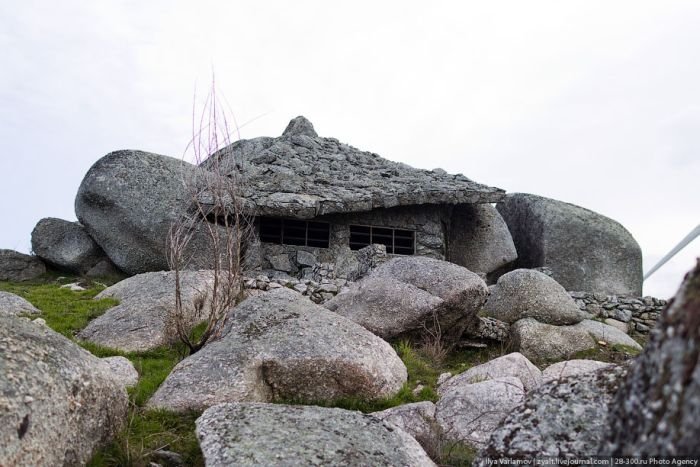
[{"x1": 1, "y1": 1, "x2": 698, "y2": 298}]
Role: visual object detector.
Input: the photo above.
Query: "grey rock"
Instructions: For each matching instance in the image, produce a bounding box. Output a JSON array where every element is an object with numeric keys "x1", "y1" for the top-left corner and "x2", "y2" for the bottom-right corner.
[
  {"x1": 464, "y1": 316, "x2": 510, "y2": 342},
  {"x1": 30, "y1": 217, "x2": 108, "y2": 274},
  {"x1": 0, "y1": 291, "x2": 40, "y2": 316},
  {"x1": 497, "y1": 193, "x2": 642, "y2": 295},
  {"x1": 511, "y1": 318, "x2": 597, "y2": 363},
  {"x1": 542, "y1": 359, "x2": 613, "y2": 383},
  {"x1": 0, "y1": 314, "x2": 128, "y2": 466},
  {"x1": 612, "y1": 308, "x2": 632, "y2": 322},
  {"x1": 436, "y1": 377, "x2": 525, "y2": 449},
  {"x1": 196, "y1": 402, "x2": 435, "y2": 466},
  {"x1": 267, "y1": 253, "x2": 292, "y2": 272},
  {"x1": 475, "y1": 365, "x2": 627, "y2": 462},
  {"x1": 604, "y1": 318, "x2": 629, "y2": 334},
  {"x1": 439, "y1": 352, "x2": 542, "y2": 394},
  {"x1": 75, "y1": 150, "x2": 233, "y2": 275},
  {"x1": 572, "y1": 319, "x2": 642, "y2": 350},
  {"x1": 483, "y1": 269, "x2": 586, "y2": 325},
  {"x1": 372, "y1": 402, "x2": 438, "y2": 451},
  {"x1": 605, "y1": 260, "x2": 700, "y2": 456},
  {"x1": 85, "y1": 258, "x2": 123, "y2": 278},
  {"x1": 148, "y1": 288, "x2": 406, "y2": 412},
  {"x1": 334, "y1": 243, "x2": 387, "y2": 281},
  {"x1": 78, "y1": 270, "x2": 215, "y2": 352},
  {"x1": 0, "y1": 249, "x2": 46, "y2": 282},
  {"x1": 282, "y1": 115, "x2": 318, "y2": 137},
  {"x1": 447, "y1": 203, "x2": 517, "y2": 275},
  {"x1": 325, "y1": 256, "x2": 488, "y2": 342},
  {"x1": 203, "y1": 117, "x2": 504, "y2": 220},
  {"x1": 295, "y1": 250, "x2": 316, "y2": 267},
  {"x1": 101, "y1": 356, "x2": 139, "y2": 388}
]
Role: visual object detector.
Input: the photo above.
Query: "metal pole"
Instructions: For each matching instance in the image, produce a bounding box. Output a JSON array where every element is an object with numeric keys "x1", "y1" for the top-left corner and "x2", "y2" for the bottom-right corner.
[{"x1": 644, "y1": 224, "x2": 700, "y2": 280}]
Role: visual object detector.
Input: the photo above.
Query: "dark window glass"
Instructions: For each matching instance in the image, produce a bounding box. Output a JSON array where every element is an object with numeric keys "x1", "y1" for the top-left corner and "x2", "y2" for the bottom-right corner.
[
  {"x1": 349, "y1": 225, "x2": 415, "y2": 255},
  {"x1": 257, "y1": 217, "x2": 330, "y2": 248}
]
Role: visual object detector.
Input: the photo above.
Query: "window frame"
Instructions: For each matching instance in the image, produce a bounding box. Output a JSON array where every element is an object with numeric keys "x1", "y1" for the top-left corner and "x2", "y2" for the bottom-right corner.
[
  {"x1": 348, "y1": 223, "x2": 416, "y2": 255},
  {"x1": 258, "y1": 217, "x2": 331, "y2": 249}
]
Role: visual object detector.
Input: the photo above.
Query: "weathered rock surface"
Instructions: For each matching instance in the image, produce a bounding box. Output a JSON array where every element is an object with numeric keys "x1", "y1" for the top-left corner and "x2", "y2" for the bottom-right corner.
[
  {"x1": 605, "y1": 260, "x2": 700, "y2": 456},
  {"x1": 325, "y1": 256, "x2": 488, "y2": 341},
  {"x1": 78, "y1": 270, "x2": 214, "y2": 352},
  {"x1": 542, "y1": 359, "x2": 612, "y2": 383},
  {"x1": 483, "y1": 269, "x2": 585, "y2": 325},
  {"x1": 0, "y1": 314, "x2": 128, "y2": 466},
  {"x1": 196, "y1": 403, "x2": 435, "y2": 466},
  {"x1": 496, "y1": 193, "x2": 642, "y2": 296},
  {"x1": 102, "y1": 356, "x2": 139, "y2": 388},
  {"x1": 75, "y1": 150, "x2": 232, "y2": 275},
  {"x1": 447, "y1": 203, "x2": 517, "y2": 276},
  {"x1": 30, "y1": 217, "x2": 108, "y2": 274},
  {"x1": 475, "y1": 365, "x2": 627, "y2": 462},
  {"x1": 0, "y1": 291, "x2": 40, "y2": 316},
  {"x1": 436, "y1": 377, "x2": 525, "y2": 449},
  {"x1": 148, "y1": 289, "x2": 407, "y2": 412},
  {"x1": 0, "y1": 249, "x2": 45, "y2": 282},
  {"x1": 572, "y1": 319, "x2": 642, "y2": 350},
  {"x1": 372, "y1": 401, "x2": 438, "y2": 450},
  {"x1": 511, "y1": 318, "x2": 596, "y2": 362},
  {"x1": 203, "y1": 117, "x2": 504, "y2": 220},
  {"x1": 439, "y1": 353, "x2": 542, "y2": 394}
]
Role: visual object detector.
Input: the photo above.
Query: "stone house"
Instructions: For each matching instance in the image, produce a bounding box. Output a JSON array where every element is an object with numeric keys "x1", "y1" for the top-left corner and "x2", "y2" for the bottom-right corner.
[{"x1": 203, "y1": 117, "x2": 517, "y2": 279}]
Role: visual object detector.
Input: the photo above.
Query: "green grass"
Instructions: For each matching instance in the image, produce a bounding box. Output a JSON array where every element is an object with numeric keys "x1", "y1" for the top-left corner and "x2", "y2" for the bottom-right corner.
[{"x1": 572, "y1": 342, "x2": 642, "y2": 364}]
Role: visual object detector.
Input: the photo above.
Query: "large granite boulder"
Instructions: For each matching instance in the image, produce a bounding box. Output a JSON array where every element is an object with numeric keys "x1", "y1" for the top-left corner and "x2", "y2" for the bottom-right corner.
[
  {"x1": 78, "y1": 270, "x2": 215, "y2": 352},
  {"x1": 148, "y1": 288, "x2": 407, "y2": 412},
  {"x1": 511, "y1": 318, "x2": 597, "y2": 362},
  {"x1": 475, "y1": 365, "x2": 627, "y2": 462},
  {"x1": 483, "y1": 269, "x2": 586, "y2": 325},
  {"x1": 325, "y1": 256, "x2": 488, "y2": 342},
  {"x1": 605, "y1": 260, "x2": 700, "y2": 456},
  {"x1": 447, "y1": 203, "x2": 517, "y2": 276},
  {"x1": 0, "y1": 291, "x2": 40, "y2": 316},
  {"x1": 572, "y1": 319, "x2": 642, "y2": 351},
  {"x1": 372, "y1": 401, "x2": 438, "y2": 450},
  {"x1": 496, "y1": 193, "x2": 642, "y2": 296},
  {"x1": 196, "y1": 403, "x2": 435, "y2": 466},
  {"x1": 541, "y1": 359, "x2": 612, "y2": 384},
  {"x1": 30, "y1": 217, "x2": 109, "y2": 274},
  {"x1": 0, "y1": 315, "x2": 128, "y2": 466},
  {"x1": 439, "y1": 352, "x2": 542, "y2": 394},
  {"x1": 436, "y1": 377, "x2": 525, "y2": 449},
  {"x1": 0, "y1": 249, "x2": 45, "y2": 282},
  {"x1": 75, "y1": 150, "x2": 233, "y2": 275}
]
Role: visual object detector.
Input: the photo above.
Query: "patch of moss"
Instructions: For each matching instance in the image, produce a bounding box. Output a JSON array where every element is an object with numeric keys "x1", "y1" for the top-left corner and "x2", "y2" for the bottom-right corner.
[{"x1": 572, "y1": 342, "x2": 641, "y2": 364}]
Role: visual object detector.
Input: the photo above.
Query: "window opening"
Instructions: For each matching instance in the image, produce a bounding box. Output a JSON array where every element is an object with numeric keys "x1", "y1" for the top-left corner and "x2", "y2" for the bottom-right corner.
[
  {"x1": 349, "y1": 225, "x2": 415, "y2": 255},
  {"x1": 258, "y1": 217, "x2": 330, "y2": 248}
]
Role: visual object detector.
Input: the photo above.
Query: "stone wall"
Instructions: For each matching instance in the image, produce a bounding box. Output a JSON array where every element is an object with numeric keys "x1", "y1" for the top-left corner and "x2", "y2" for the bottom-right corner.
[
  {"x1": 251, "y1": 205, "x2": 447, "y2": 278},
  {"x1": 569, "y1": 292, "x2": 667, "y2": 334}
]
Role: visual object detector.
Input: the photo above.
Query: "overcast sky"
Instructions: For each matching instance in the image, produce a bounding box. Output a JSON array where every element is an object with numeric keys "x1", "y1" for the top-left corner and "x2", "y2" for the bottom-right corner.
[{"x1": 1, "y1": 1, "x2": 698, "y2": 298}]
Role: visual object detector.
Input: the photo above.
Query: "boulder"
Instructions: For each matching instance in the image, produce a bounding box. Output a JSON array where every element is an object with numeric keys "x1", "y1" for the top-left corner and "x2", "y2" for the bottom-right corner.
[
  {"x1": 475, "y1": 365, "x2": 627, "y2": 462},
  {"x1": 196, "y1": 403, "x2": 435, "y2": 466},
  {"x1": 75, "y1": 150, "x2": 233, "y2": 275},
  {"x1": 447, "y1": 203, "x2": 517, "y2": 276},
  {"x1": 436, "y1": 377, "x2": 525, "y2": 449},
  {"x1": 542, "y1": 359, "x2": 612, "y2": 383},
  {"x1": 0, "y1": 314, "x2": 128, "y2": 466},
  {"x1": 372, "y1": 402, "x2": 438, "y2": 450},
  {"x1": 148, "y1": 288, "x2": 407, "y2": 412},
  {"x1": 282, "y1": 115, "x2": 319, "y2": 137},
  {"x1": 572, "y1": 319, "x2": 642, "y2": 351},
  {"x1": 496, "y1": 193, "x2": 642, "y2": 295},
  {"x1": 438, "y1": 352, "x2": 542, "y2": 394},
  {"x1": 605, "y1": 260, "x2": 700, "y2": 456},
  {"x1": 85, "y1": 258, "x2": 123, "y2": 278},
  {"x1": 0, "y1": 249, "x2": 46, "y2": 282},
  {"x1": 30, "y1": 217, "x2": 108, "y2": 274},
  {"x1": 101, "y1": 356, "x2": 139, "y2": 388},
  {"x1": 483, "y1": 269, "x2": 585, "y2": 325},
  {"x1": 78, "y1": 270, "x2": 215, "y2": 352},
  {"x1": 511, "y1": 318, "x2": 597, "y2": 362},
  {"x1": 0, "y1": 291, "x2": 40, "y2": 316},
  {"x1": 325, "y1": 256, "x2": 487, "y2": 342}
]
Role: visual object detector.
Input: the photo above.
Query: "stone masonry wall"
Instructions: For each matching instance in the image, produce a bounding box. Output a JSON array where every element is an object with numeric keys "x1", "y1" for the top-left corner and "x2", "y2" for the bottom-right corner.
[{"x1": 569, "y1": 292, "x2": 667, "y2": 334}]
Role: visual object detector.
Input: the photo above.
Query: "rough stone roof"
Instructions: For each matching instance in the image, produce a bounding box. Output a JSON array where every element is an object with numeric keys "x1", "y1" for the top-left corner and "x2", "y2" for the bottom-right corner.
[{"x1": 202, "y1": 116, "x2": 505, "y2": 219}]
